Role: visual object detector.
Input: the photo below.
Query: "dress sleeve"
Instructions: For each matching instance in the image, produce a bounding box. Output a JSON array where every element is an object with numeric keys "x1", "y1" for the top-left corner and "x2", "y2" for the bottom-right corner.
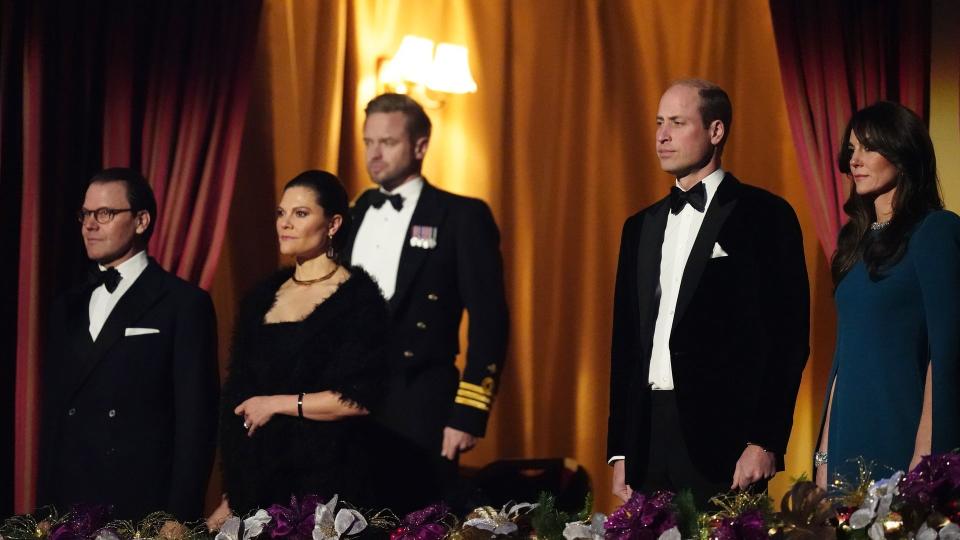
[
  {"x1": 324, "y1": 282, "x2": 390, "y2": 411},
  {"x1": 911, "y1": 211, "x2": 960, "y2": 453}
]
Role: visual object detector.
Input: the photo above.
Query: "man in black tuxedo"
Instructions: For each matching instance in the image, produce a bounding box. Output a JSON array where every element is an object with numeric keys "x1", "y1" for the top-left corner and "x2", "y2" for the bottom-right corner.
[
  {"x1": 345, "y1": 94, "x2": 508, "y2": 507},
  {"x1": 38, "y1": 168, "x2": 219, "y2": 520},
  {"x1": 607, "y1": 80, "x2": 809, "y2": 506}
]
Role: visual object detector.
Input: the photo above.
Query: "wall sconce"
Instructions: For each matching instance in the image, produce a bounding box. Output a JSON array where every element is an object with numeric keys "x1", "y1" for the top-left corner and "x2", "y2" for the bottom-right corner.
[{"x1": 377, "y1": 35, "x2": 477, "y2": 108}]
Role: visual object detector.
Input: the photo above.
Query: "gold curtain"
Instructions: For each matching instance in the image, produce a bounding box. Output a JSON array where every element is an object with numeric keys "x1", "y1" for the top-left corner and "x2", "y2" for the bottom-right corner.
[{"x1": 211, "y1": 0, "x2": 837, "y2": 513}]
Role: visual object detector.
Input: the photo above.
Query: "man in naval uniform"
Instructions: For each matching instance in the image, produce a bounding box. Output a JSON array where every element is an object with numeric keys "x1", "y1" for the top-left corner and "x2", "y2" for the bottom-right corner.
[{"x1": 346, "y1": 93, "x2": 509, "y2": 508}]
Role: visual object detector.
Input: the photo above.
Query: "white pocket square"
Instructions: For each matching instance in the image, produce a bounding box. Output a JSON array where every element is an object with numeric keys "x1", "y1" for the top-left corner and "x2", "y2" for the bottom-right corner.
[
  {"x1": 710, "y1": 242, "x2": 729, "y2": 258},
  {"x1": 125, "y1": 327, "x2": 159, "y2": 336}
]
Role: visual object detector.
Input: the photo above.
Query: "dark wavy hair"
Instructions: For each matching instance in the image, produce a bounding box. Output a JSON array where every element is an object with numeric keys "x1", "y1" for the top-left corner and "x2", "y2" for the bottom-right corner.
[
  {"x1": 831, "y1": 101, "x2": 943, "y2": 284},
  {"x1": 283, "y1": 170, "x2": 352, "y2": 262}
]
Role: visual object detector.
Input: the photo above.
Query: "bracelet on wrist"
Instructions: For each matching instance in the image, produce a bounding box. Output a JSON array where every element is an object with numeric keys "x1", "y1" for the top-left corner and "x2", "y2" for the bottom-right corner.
[
  {"x1": 297, "y1": 392, "x2": 304, "y2": 419},
  {"x1": 814, "y1": 450, "x2": 828, "y2": 467}
]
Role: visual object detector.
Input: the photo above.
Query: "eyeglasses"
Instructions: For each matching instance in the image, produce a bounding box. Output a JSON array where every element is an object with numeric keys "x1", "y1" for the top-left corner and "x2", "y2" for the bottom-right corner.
[{"x1": 77, "y1": 207, "x2": 134, "y2": 224}]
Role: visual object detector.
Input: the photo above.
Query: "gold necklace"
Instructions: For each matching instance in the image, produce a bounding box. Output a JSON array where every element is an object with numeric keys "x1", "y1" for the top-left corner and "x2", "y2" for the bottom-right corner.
[{"x1": 291, "y1": 264, "x2": 340, "y2": 285}]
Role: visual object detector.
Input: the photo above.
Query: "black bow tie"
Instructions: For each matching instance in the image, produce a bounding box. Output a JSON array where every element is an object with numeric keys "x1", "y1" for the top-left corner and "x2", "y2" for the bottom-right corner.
[
  {"x1": 369, "y1": 191, "x2": 404, "y2": 211},
  {"x1": 669, "y1": 182, "x2": 707, "y2": 214},
  {"x1": 89, "y1": 266, "x2": 122, "y2": 293}
]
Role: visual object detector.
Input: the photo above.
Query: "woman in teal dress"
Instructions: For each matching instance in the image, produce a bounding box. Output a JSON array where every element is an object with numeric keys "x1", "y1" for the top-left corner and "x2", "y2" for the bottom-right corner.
[{"x1": 815, "y1": 101, "x2": 960, "y2": 488}]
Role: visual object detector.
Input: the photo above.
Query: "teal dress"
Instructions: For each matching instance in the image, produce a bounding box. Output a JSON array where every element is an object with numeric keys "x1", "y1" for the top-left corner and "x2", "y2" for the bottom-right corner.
[{"x1": 822, "y1": 210, "x2": 960, "y2": 481}]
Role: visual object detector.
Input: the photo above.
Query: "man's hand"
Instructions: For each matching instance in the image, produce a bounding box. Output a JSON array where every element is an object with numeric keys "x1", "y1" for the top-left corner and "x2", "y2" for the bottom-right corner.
[
  {"x1": 611, "y1": 459, "x2": 633, "y2": 502},
  {"x1": 731, "y1": 444, "x2": 776, "y2": 490},
  {"x1": 441, "y1": 426, "x2": 477, "y2": 460}
]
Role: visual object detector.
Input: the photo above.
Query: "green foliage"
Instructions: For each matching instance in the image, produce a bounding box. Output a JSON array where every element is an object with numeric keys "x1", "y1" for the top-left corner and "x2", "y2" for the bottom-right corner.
[
  {"x1": 530, "y1": 492, "x2": 595, "y2": 540},
  {"x1": 672, "y1": 490, "x2": 700, "y2": 540}
]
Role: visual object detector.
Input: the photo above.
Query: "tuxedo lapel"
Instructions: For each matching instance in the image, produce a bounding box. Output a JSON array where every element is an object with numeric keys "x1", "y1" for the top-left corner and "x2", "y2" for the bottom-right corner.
[
  {"x1": 61, "y1": 285, "x2": 97, "y2": 388},
  {"x1": 390, "y1": 182, "x2": 444, "y2": 311},
  {"x1": 67, "y1": 261, "x2": 168, "y2": 399},
  {"x1": 672, "y1": 175, "x2": 739, "y2": 330},
  {"x1": 636, "y1": 199, "x2": 670, "y2": 337}
]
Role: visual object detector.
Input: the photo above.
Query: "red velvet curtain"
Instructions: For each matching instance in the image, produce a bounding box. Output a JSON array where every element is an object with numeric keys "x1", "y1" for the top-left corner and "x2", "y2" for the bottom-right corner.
[
  {"x1": 9, "y1": 0, "x2": 261, "y2": 513},
  {"x1": 770, "y1": 0, "x2": 930, "y2": 257}
]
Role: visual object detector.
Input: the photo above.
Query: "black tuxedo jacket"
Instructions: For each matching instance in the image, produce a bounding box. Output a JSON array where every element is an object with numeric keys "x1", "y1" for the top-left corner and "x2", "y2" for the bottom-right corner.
[
  {"x1": 38, "y1": 259, "x2": 219, "y2": 520},
  {"x1": 607, "y1": 174, "x2": 810, "y2": 484},
  {"x1": 345, "y1": 180, "x2": 508, "y2": 440}
]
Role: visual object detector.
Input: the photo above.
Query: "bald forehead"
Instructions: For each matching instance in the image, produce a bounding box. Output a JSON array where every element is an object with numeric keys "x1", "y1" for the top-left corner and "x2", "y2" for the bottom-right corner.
[
  {"x1": 657, "y1": 84, "x2": 703, "y2": 121},
  {"x1": 662, "y1": 84, "x2": 702, "y2": 106}
]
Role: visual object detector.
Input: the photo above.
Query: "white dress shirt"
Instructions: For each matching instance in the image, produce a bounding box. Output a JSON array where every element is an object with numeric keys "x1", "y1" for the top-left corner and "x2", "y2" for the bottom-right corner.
[
  {"x1": 609, "y1": 169, "x2": 727, "y2": 465},
  {"x1": 350, "y1": 177, "x2": 424, "y2": 299},
  {"x1": 648, "y1": 168, "x2": 725, "y2": 389},
  {"x1": 89, "y1": 250, "x2": 149, "y2": 340}
]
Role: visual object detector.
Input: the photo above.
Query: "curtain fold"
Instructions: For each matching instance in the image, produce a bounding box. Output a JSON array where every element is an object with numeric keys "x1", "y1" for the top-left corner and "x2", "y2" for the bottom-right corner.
[
  {"x1": 12, "y1": 0, "x2": 261, "y2": 512},
  {"x1": 0, "y1": 0, "x2": 26, "y2": 516},
  {"x1": 770, "y1": 0, "x2": 931, "y2": 257}
]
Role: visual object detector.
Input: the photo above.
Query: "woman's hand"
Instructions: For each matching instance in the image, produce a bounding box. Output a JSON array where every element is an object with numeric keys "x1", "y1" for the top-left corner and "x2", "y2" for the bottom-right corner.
[
  {"x1": 235, "y1": 395, "x2": 283, "y2": 436},
  {"x1": 815, "y1": 463, "x2": 827, "y2": 489},
  {"x1": 206, "y1": 496, "x2": 232, "y2": 531}
]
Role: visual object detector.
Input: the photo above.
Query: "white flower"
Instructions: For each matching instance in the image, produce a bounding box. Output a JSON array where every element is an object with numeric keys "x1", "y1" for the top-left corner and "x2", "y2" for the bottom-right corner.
[
  {"x1": 464, "y1": 502, "x2": 538, "y2": 536},
  {"x1": 312, "y1": 495, "x2": 367, "y2": 540},
  {"x1": 917, "y1": 522, "x2": 938, "y2": 540},
  {"x1": 244, "y1": 510, "x2": 272, "y2": 540},
  {"x1": 866, "y1": 521, "x2": 885, "y2": 540},
  {"x1": 94, "y1": 530, "x2": 120, "y2": 540},
  {"x1": 940, "y1": 522, "x2": 960, "y2": 540},
  {"x1": 562, "y1": 512, "x2": 606, "y2": 540},
  {"x1": 657, "y1": 526, "x2": 681, "y2": 540},
  {"x1": 849, "y1": 471, "x2": 903, "y2": 531},
  {"x1": 216, "y1": 510, "x2": 272, "y2": 540}
]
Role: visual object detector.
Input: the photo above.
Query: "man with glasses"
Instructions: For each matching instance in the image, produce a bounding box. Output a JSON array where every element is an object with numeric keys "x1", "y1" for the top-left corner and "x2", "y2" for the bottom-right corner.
[{"x1": 37, "y1": 168, "x2": 219, "y2": 521}]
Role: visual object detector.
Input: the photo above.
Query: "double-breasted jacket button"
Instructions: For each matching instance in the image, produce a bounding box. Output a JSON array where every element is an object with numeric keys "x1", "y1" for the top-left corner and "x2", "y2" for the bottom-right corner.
[
  {"x1": 416, "y1": 321, "x2": 427, "y2": 330},
  {"x1": 427, "y1": 293, "x2": 439, "y2": 301},
  {"x1": 403, "y1": 350, "x2": 415, "y2": 358},
  {"x1": 107, "y1": 409, "x2": 116, "y2": 418},
  {"x1": 67, "y1": 408, "x2": 76, "y2": 416}
]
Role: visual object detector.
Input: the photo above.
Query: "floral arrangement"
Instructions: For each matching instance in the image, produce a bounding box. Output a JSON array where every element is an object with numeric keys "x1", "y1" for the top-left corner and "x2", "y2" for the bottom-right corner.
[{"x1": 5, "y1": 452, "x2": 960, "y2": 540}]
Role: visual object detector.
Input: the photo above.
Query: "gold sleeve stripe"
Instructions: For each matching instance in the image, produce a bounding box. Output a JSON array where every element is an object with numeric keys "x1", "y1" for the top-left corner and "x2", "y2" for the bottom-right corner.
[
  {"x1": 454, "y1": 396, "x2": 490, "y2": 411},
  {"x1": 459, "y1": 381, "x2": 493, "y2": 396},
  {"x1": 457, "y1": 388, "x2": 492, "y2": 404}
]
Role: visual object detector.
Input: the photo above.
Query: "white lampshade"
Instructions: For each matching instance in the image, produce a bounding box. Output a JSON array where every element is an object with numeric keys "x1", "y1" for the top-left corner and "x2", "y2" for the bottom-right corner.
[
  {"x1": 426, "y1": 43, "x2": 477, "y2": 94},
  {"x1": 389, "y1": 35, "x2": 435, "y2": 85}
]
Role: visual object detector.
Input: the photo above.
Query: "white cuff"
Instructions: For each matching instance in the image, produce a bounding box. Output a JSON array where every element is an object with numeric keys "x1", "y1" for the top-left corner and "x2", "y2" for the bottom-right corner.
[{"x1": 607, "y1": 455, "x2": 625, "y2": 465}]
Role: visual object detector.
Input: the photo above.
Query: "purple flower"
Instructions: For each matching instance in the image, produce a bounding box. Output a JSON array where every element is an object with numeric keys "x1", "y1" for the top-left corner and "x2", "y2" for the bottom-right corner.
[
  {"x1": 390, "y1": 503, "x2": 450, "y2": 540},
  {"x1": 708, "y1": 510, "x2": 766, "y2": 540},
  {"x1": 604, "y1": 491, "x2": 677, "y2": 540},
  {"x1": 265, "y1": 495, "x2": 323, "y2": 540},
  {"x1": 899, "y1": 452, "x2": 960, "y2": 507},
  {"x1": 48, "y1": 504, "x2": 113, "y2": 540}
]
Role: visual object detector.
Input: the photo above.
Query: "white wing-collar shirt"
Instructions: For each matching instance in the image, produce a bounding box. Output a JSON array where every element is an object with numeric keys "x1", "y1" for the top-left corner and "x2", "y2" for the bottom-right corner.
[
  {"x1": 648, "y1": 168, "x2": 726, "y2": 389},
  {"x1": 88, "y1": 249, "x2": 149, "y2": 340},
  {"x1": 350, "y1": 176, "x2": 424, "y2": 299},
  {"x1": 608, "y1": 169, "x2": 726, "y2": 465}
]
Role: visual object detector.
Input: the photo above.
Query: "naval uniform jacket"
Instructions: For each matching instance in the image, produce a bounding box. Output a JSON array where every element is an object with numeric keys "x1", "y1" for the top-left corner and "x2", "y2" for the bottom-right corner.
[
  {"x1": 345, "y1": 180, "x2": 509, "y2": 443},
  {"x1": 38, "y1": 259, "x2": 219, "y2": 520},
  {"x1": 606, "y1": 174, "x2": 810, "y2": 484}
]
